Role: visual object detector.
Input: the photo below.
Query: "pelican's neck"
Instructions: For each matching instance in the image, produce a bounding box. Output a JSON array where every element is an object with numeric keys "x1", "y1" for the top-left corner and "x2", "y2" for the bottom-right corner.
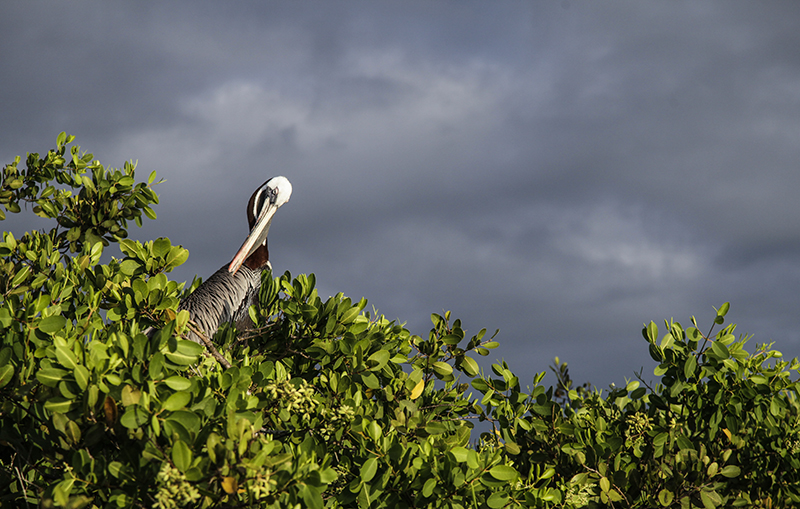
[{"x1": 243, "y1": 243, "x2": 269, "y2": 271}]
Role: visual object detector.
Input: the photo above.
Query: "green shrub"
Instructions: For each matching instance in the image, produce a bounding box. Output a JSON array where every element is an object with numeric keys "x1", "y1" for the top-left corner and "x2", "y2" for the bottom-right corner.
[{"x1": 1, "y1": 135, "x2": 799, "y2": 508}]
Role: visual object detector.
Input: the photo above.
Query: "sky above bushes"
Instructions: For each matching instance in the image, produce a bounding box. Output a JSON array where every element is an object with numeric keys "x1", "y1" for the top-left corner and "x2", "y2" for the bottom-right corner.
[{"x1": 2, "y1": 1, "x2": 800, "y2": 389}]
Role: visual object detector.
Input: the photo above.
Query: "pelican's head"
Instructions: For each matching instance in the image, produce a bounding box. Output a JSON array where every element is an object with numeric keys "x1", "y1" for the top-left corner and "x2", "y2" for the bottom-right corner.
[{"x1": 228, "y1": 176, "x2": 292, "y2": 273}]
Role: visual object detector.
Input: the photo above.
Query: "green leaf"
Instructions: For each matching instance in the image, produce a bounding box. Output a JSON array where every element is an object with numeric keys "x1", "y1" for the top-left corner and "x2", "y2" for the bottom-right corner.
[
  {"x1": 686, "y1": 327, "x2": 702, "y2": 341},
  {"x1": 164, "y1": 376, "x2": 192, "y2": 391},
  {"x1": 44, "y1": 397, "x2": 76, "y2": 414},
  {"x1": 646, "y1": 321, "x2": 658, "y2": 342},
  {"x1": 151, "y1": 415, "x2": 161, "y2": 437},
  {"x1": 162, "y1": 392, "x2": 191, "y2": 411},
  {"x1": 683, "y1": 355, "x2": 697, "y2": 379},
  {"x1": 432, "y1": 361, "x2": 453, "y2": 377},
  {"x1": 0, "y1": 364, "x2": 13, "y2": 388},
  {"x1": 55, "y1": 345, "x2": 79, "y2": 370},
  {"x1": 710, "y1": 340, "x2": 729, "y2": 359},
  {"x1": 366, "y1": 349, "x2": 390, "y2": 371},
  {"x1": 74, "y1": 365, "x2": 89, "y2": 390},
  {"x1": 64, "y1": 419, "x2": 81, "y2": 445},
  {"x1": 166, "y1": 246, "x2": 189, "y2": 268},
  {"x1": 700, "y1": 488, "x2": 721, "y2": 508},
  {"x1": 11, "y1": 265, "x2": 30, "y2": 287},
  {"x1": 460, "y1": 356, "x2": 479, "y2": 376},
  {"x1": 120, "y1": 405, "x2": 149, "y2": 429},
  {"x1": 450, "y1": 446, "x2": 469, "y2": 463},
  {"x1": 441, "y1": 334, "x2": 461, "y2": 345},
  {"x1": 425, "y1": 422, "x2": 447, "y2": 435},
  {"x1": 119, "y1": 259, "x2": 140, "y2": 276},
  {"x1": 106, "y1": 307, "x2": 121, "y2": 322},
  {"x1": 770, "y1": 398, "x2": 784, "y2": 416},
  {"x1": 366, "y1": 420, "x2": 381, "y2": 442},
  {"x1": 487, "y1": 492, "x2": 509, "y2": 509},
  {"x1": 166, "y1": 410, "x2": 202, "y2": 435},
  {"x1": 108, "y1": 461, "x2": 134, "y2": 482},
  {"x1": 165, "y1": 340, "x2": 204, "y2": 365},
  {"x1": 676, "y1": 435, "x2": 694, "y2": 451},
  {"x1": 488, "y1": 465, "x2": 518, "y2": 481},
  {"x1": 504, "y1": 440, "x2": 521, "y2": 455},
  {"x1": 361, "y1": 372, "x2": 380, "y2": 389},
  {"x1": 301, "y1": 484, "x2": 323, "y2": 509},
  {"x1": 0, "y1": 309, "x2": 11, "y2": 328},
  {"x1": 152, "y1": 238, "x2": 171, "y2": 258},
  {"x1": 123, "y1": 386, "x2": 141, "y2": 408},
  {"x1": 172, "y1": 440, "x2": 192, "y2": 471},
  {"x1": 360, "y1": 457, "x2": 378, "y2": 483},
  {"x1": 340, "y1": 306, "x2": 360, "y2": 324},
  {"x1": 720, "y1": 465, "x2": 741, "y2": 478},
  {"x1": 658, "y1": 489, "x2": 674, "y2": 506},
  {"x1": 422, "y1": 477, "x2": 437, "y2": 498},
  {"x1": 37, "y1": 367, "x2": 69, "y2": 387},
  {"x1": 119, "y1": 239, "x2": 139, "y2": 258}
]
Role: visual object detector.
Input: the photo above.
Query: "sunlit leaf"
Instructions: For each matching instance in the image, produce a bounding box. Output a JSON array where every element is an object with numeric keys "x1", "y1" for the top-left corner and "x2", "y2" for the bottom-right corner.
[
  {"x1": 450, "y1": 446, "x2": 469, "y2": 463},
  {"x1": 44, "y1": 397, "x2": 76, "y2": 414},
  {"x1": 460, "y1": 356, "x2": 479, "y2": 376},
  {"x1": 720, "y1": 465, "x2": 741, "y2": 478},
  {"x1": 433, "y1": 362, "x2": 453, "y2": 376},
  {"x1": 40, "y1": 315, "x2": 66, "y2": 334},
  {"x1": 410, "y1": 379, "x2": 425, "y2": 400},
  {"x1": 55, "y1": 344, "x2": 78, "y2": 370},
  {"x1": 0, "y1": 364, "x2": 13, "y2": 388},
  {"x1": 162, "y1": 392, "x2": 191, "y2": 411},
  {"x1": 222, "y1": 477, "x2": 238, "y2": 494},
  {"x1": 360, "y1": 457, "x2": 378, "y2": 482},
  {"x1": 164, "y1": 376, "x2": 192, "y2": 391},
  {"x1": 684, "y1": 355, "x2": 697, "y2": 379},
  {"x1": 120, "y1": 405, "x2": 148, "y2": 429},
  {"x1": 165, "y1": 340, "x2": 203, "y2": 365},
  {"x1": 488, "y1": 465, "x2": 518, "y2": 481}
]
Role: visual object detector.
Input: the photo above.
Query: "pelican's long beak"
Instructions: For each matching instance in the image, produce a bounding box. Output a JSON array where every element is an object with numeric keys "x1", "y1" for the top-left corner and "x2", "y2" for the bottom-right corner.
[{"x1": 228, "y1": 202, "x2": 279, "y2": 274}]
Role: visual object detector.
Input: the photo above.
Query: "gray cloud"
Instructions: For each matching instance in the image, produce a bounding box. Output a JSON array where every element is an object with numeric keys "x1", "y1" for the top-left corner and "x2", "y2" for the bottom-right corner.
[{"x1": 2, "y1": 1, "x2": 800, "y2": 389}]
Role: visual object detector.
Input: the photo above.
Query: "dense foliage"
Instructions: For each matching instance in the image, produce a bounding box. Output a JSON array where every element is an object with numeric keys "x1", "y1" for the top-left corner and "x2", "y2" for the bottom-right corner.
[{"x1": 1, "y1": 135, "x2": 800, "y2": 508}]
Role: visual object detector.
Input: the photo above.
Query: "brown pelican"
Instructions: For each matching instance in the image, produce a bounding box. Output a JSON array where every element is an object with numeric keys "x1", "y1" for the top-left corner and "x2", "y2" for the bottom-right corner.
[{"x1": 178, "y1": 176, "x2": 292, "y2": 344}]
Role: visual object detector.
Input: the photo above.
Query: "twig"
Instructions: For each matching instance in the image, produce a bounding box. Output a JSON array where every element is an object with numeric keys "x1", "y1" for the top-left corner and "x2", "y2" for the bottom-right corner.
[
  {"x1": 14, "y1": 464, "x2": 28, "y2": 502},
  {"x1": 185, "y1": 321, "x2": 232, "y2": 369}
]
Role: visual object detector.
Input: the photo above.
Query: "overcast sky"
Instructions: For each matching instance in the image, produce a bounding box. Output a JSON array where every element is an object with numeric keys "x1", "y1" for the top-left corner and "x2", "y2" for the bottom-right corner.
[{"x1": 3, "y1": 1, "x2": 800, "y2": 390}]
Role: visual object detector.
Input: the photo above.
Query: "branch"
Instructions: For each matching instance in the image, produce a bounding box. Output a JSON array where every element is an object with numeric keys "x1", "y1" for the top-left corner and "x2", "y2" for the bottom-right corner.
[{"x1": 185, "y1": 321, "x2": 232, "y2": 369}]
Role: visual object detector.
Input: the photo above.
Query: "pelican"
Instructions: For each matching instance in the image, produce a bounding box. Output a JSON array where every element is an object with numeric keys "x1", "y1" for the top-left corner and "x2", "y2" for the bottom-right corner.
[{"x1": 178, "y1": 176, "x2": 292, "y2": 344}]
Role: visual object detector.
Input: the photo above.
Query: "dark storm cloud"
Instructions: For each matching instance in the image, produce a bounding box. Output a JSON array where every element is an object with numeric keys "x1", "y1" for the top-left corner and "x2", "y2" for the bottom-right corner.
[{"x1": 2, "y1": 1, "x2": 800, "y2": 388}]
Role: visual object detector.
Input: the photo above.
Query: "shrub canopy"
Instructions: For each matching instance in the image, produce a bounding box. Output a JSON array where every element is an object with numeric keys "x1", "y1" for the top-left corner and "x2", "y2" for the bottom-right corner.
[{"x1": 1, "y1": 135, "x2": 799, "y2": 508}]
